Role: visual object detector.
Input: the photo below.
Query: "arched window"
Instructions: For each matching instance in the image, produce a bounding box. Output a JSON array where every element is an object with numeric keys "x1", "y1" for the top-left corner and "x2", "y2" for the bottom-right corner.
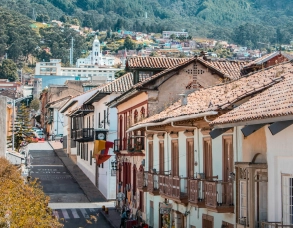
[
  {"x1": 134, "y1": 110, "x2": 138, "y2": 124},
  {"x1": 140, "y1": 107, "x2": 145, "y2": 120}
]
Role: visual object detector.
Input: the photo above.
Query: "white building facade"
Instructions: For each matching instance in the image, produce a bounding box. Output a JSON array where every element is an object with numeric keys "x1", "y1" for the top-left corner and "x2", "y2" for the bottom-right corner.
[{"x1": 76, "y1": 36, "x2": 115, "y2": 67}]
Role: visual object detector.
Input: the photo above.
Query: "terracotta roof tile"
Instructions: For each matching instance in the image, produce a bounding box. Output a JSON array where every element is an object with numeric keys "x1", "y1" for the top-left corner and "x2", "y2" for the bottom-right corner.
[
  {"x1": 211, "y1": 63, "x2": 293, "y2": 125},
  {"x1": 127, "y1": 56, "x2": 189, "y2": 69},
  {"x1": 134, "y1": 63, "x2": 292, "y2": 125},
  {"x1": 85, "y1": 72, "x2": 133, "y2": 104}
]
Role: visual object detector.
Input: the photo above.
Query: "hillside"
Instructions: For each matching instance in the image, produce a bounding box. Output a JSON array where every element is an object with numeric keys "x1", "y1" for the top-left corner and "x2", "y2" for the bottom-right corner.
[{"x1": 0, "y1": 0, "x2": 293, "y2": 48}]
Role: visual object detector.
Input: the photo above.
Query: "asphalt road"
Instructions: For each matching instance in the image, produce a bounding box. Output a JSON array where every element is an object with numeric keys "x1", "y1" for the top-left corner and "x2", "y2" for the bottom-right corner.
[{"x1": 27, "y1": 142, "x2": 112, "y2": 228}]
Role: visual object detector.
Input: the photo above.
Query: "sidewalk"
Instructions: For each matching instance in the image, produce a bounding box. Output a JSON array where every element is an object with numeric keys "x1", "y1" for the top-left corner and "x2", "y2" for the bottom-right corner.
[
  {"x1": 48, "y1": 141, "x2": 106, "y2": 202},
  {"x1": 99, "y1": 208, "x2": 121, "y2": 228}
]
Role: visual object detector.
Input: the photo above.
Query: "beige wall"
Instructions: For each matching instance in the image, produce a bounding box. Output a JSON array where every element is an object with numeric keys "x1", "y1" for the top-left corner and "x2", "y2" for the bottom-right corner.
[
  {"x1": 117, "y1": 92, "x2": 148, "y2": 113},
  {"x1": 49, "y1": 81, "x2": 86, "y2": 102},
  {"x1": 242, "y1": 126, "x2": 267, "y2": 163},
  {"x1": 197, "y1": 63, "x2": 222, "y2": 87}
]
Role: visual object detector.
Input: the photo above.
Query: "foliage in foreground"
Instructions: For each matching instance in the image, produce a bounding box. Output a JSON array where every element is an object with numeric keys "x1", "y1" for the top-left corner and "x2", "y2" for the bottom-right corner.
[{"x1": 0, "y1": 157, "x2": 63, "y2": 228}]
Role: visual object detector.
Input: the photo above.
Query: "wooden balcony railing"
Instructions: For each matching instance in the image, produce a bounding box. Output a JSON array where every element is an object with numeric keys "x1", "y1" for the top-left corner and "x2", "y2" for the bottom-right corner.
[
  {"x1": 188, "y1": 179, "x2": 205, "y2": 208},
  {"x1": 261, "y1": 222, "x2": 293, "y2": 228},
  {"x1": 159, "y1": 175, "x2": 188, "y2": 204},
  {"x1": 72, "y1": 128, "x2": 94, "y2": 142},
  {"x1": 137, "y1": 171, "x2": 148, "y2": 191},
  {"x1": 205, "y1": 181, "x2": 234, "y2": 213},
  {"x1": 147, "y1": 173, "x2": 159, "y2": 195}
]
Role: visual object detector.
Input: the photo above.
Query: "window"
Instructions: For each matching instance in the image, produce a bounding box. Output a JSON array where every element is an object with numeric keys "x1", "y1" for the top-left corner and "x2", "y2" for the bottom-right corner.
[
  {"x1": 159, "y1": 141, "x2": 164, "y2": 174},
  {"x1": 171, "y1": 140, "x2": 179, "y2": 176},
  {"x1": 148, "y1": 142, "x2": 153, "y2": 171},
  {"x1": 222, "y1": 221, "x2": 234, "y2": 228},
  {"x1": 203, "y1": 137, "x2": 212, "y2": 179},
  {"x1": 77, "y1": 142, "x2": 80, "y2": 156},
  {"x1": 202, "y1": 214, "x2": 213, "y2": 228},
  {"x1": 139, "y1": 191, "x2": 144, "y2": 212},
  {"x1": 282, "y1": 175, "x2": 293, "y2": 224},
  {"x1": 223, "y1": 135, "x2": 233, "y2": 182},
  {"x1": 187, "y1": 138, "x2": 194, "y2": 178},
  {"x1": 239, "y1": 180, "x2": 247, "y2": 222},
  {"x1": 90, "y1": 150, "x2": 92, "y2": 165}
]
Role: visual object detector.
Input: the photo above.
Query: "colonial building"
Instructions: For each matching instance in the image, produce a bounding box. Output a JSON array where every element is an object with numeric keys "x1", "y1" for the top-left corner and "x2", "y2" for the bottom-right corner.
[
  {"x1": 76, "y1": 36, "x2": 115, "y2": 67},
  {"x1": 107, "y1": 55, "x2": 248, "y2": 225},
  {"x1": 59, "y1": 73, "x2": 133, "y2": 200},
  {"x1": 211, "y1": 62, "x2": 293, "y2": 227},
  {"x1": 126, "y1": 62, "x2": 287, "y2": 227}
]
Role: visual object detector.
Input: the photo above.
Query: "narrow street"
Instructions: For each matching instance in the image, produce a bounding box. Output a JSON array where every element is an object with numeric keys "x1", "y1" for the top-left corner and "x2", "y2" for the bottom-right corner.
[{"x1": 27, "y1": 142, "x2": 113, "y2": 228}]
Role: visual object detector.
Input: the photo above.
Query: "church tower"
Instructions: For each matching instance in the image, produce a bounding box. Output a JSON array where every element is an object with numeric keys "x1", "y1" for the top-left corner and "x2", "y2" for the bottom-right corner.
[{"x1": 92, "y1": 35, "x2": 101, "y2": 65}]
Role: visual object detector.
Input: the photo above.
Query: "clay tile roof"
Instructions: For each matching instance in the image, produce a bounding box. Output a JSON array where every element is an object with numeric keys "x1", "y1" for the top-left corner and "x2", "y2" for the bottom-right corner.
[
  {"x1": 84, "y1": 72, "x2": 133, "y2": 104},
  {"x1": 133, "y1": 57, "x2": 195, "y2": 88},
  {"x1": 201, "y1": 59, "x2": 246, "y2": 80},
  {"x1": 244, "y1": 52, "x2": 284, "y2": 68},
  {"x1": 127, "y1": 56, "x2": 189, "y2": 69},
  {"x1": 211, "y1": 64, "x2": 293, "y2": 125},
  {"x1": 99, "y1": 72, "x2": 133, "y2": 93},
  {"x1": 134, "y1": 63, "x2": 292, "y2": 126},
  {"x1": 69, "y1": 104, "x2": 94, "y2": 116}
]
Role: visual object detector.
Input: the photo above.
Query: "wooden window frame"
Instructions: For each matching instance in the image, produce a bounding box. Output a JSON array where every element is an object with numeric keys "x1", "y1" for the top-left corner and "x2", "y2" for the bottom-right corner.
[
  {"x1": 148, "y1": 141, "x2": 154, "y2": 171},
  {"x1": 222, "y1": 135, "x2": 233, "y2": 182},
  {"x1": 202, "y1": 214, "x2": 214, "y2": 228},
  {"x1": 171, "y1": 139, "x2": 179, "y2": 177},
  {"x1": 186, "y1": 138, "x2": 194, "y2": 178},
  {"x1": 159, "y1": 141, "x2": 164, "y2": 175},
  {"x1": 203, "y1": 137, "x2": 212, "y2": 179}
]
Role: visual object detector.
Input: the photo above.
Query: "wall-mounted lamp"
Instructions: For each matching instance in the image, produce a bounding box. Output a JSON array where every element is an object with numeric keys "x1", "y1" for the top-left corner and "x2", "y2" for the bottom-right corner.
[
  {"x1": 111, "y1": 159, "x2": 119, "y2": 170},
  {"x1": 183, "y1": 211, "x2": 190, "y2": 216}
]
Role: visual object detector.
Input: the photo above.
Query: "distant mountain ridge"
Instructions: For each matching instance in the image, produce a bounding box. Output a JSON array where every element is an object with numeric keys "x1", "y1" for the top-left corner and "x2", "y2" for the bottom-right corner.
[{"x1": 0, "y1": 0, "x2": 293, "y2": 47}]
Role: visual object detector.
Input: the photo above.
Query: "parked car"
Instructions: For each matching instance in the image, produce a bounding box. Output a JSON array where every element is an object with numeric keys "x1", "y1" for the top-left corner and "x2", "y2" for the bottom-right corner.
[{"x1": 49, "y1": 134, "x2": 63, "y2": 141}]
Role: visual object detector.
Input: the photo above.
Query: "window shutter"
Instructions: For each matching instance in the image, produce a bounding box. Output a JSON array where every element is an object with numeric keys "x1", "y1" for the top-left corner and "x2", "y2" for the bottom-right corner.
[
  {"x1": 159, "y1": 141, "x2": 164, "y2": 174},
  {"x1": 171, "y1": 140, "x2": 179, "y2": 176},
  {"x1": 187, "y1": 138, "x2": 194, "y2": 178},
  {"x1": 149, "y1": 142, "x2": 153, "y2": 171},
  {"x1": 203, "y1": 137, "x2": 212, "y2": 179}
]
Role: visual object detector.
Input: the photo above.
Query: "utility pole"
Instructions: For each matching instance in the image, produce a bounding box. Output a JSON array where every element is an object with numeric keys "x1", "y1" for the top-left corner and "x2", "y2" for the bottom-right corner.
[
  {"x1": 32, "y1": 8, "x2": 36, "y2": 21},
  {"x1": 70, "y1": 37, "x2": 74, "y2": 66}
]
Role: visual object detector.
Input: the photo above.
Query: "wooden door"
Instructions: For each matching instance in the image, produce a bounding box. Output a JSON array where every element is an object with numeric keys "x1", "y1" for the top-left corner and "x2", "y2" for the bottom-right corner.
[
  {"x1": 159, "y1": 141, "x2": 164, "y2": 174},
  {"x1": 186, "y1": 138, "x2": 194, "y2": 178},
  {"x1": 203, "y1": 137, "x2": 212, "y2": 179},
  {"x1": 149, "y1": 142, "x2": 153, "y2": 171},
  {"x1": 223, "y1": 135, "x2": 233, "y2": 182},
  {"x1": 171, "y1": 140, "x2": 179, "y2": 176}
]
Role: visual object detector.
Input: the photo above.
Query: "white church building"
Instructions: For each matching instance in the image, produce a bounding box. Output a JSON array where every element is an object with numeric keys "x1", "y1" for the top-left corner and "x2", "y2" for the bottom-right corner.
[{"x1": 76, "y1": 36, "x2": 115, "y2": 67}]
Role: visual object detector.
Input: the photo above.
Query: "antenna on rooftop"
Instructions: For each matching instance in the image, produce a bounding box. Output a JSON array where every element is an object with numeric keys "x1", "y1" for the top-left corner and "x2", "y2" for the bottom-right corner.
[{"x1": 70, "y1": 37, "x2": 74, "y2": 66}]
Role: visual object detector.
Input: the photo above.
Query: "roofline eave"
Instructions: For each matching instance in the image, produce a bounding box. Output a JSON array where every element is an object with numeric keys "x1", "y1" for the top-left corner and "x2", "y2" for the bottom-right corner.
[{"x1": 127, "y1": 111, "x2": 218, "y2": 133}]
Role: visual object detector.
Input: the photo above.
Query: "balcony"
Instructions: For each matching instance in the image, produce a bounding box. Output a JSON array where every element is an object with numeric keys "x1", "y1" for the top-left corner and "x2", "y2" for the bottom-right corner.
[
  {"x1": 72, "y1": 128, "x2": 94, "y2": 142},
  {"x1": 147, "y1": 172, "x2": 159, "y2": 195},
  {"x1": 261, "y1": 222, "x2": 293, "y2": 228},
  {"x1": 188, "y1": 179, "x2": 205, "y2": 208},
  {"x1": 159, "y1": 175, "x2": 188, "y2": 204},
  {"x1": 137, "y1": 171, "x2": 148, "y2": 192},
  {"x1": 205, "y1": 181, "x2": 234, "y2": 213},
  {"x1": 114, "y1": 137, "x2": 145, "y2": 154}
]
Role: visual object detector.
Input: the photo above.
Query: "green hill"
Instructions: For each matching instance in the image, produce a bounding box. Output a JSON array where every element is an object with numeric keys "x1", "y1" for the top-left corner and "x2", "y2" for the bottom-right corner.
[{"x1": 0, "y1": 0, "x2": 293, "y2": 49}]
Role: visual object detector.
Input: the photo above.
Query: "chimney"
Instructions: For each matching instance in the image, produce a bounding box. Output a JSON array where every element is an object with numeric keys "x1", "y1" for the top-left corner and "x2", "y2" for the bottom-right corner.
[{"x1": 179, "y1": 93, "x2": 187, "y2": 106}]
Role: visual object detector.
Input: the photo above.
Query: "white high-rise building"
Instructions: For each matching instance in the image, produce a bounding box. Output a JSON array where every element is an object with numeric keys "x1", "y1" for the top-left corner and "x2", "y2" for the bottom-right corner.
[{"x1": 76, "y1": 36, "x2": 115, "y2": 67}]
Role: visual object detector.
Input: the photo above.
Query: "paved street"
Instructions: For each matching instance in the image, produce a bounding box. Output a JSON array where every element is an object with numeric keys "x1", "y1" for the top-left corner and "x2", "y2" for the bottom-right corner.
[
  {"x1": 27, "y1": 142, "x2": 113, "y2": 227},
  {"x1": 28, "y1": 142, "x2": 89, "y2": 203}
]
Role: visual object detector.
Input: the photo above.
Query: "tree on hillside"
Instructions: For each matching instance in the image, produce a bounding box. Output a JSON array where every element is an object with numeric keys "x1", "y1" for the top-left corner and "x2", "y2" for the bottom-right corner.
[
  {"x1": 0, "y1": 157, "x2": 63, "y2": 228},
  {"x1": 124, "y1": 36, "x2": 136, "y2": 50},
  {"x1": 169, "y1": 34, "x2": 176, "y2": 41},
  {"x1": 0, "y1": 59, "x2": 18, "y2": 82}
]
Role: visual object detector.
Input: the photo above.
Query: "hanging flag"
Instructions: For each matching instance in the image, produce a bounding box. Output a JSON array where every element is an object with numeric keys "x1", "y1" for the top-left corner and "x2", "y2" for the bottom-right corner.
[
  {"x1": 93, "y1": 140, "x2": 106, "y2": 156},
  {"x1": 100, "y1": 141, "x2": 114, "y2": 155},
  {"x1": 96, "y1": 155, "x2": 112, "y2": 165}
]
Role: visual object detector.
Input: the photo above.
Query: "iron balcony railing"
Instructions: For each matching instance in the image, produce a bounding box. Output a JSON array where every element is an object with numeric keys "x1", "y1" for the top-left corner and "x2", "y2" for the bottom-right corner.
[
  {"x1": 73, "y1": 128, "x2": 94, "y2": 142},
  {"x1": 114, "y1": 137, "x2": 145, "y2": 153}
]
